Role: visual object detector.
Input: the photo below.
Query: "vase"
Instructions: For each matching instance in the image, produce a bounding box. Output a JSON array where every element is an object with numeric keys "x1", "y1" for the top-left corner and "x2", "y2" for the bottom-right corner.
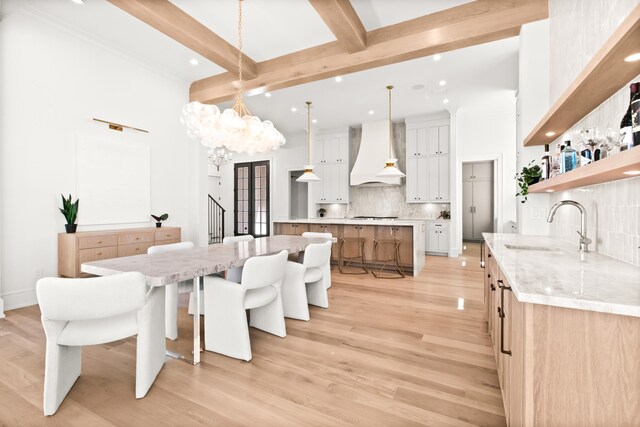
[
  {"x1": 65, "y1": 224, "x2": 77, "y2": 233},
  {"x1": 156, "y1": 222, "x2": 162, "y2": 228}
]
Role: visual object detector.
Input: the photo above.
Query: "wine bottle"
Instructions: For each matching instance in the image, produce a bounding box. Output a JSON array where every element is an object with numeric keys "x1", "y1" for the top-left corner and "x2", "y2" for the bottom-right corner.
[
  {"x1": 541, "y1": 144, "x2": 550, "y2": 180},
  {"x1": 621, "y1": 82, "x2": 639, "y2": 150},
  {"x1": 631, "y1": 82, "x2": 640, "y2": 147}
]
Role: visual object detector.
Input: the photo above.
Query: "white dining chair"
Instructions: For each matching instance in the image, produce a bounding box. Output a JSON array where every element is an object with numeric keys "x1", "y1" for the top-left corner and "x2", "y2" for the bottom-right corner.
[
  {"x1": 223, "y1": 235, "x2": 255, "y2": 283},
  {"x1": 203, "y1": 249, "x2": 288, "y2": 361},
  {"x1": 301, "y1": 231, "x2": 333, "y2": 289},
  {"x1": 148, "y1": 241, "x2": 195, "y2": 340},
  {"x1": 282, "y1": 240, "x2": 332, "y2": 320},
  {"x1": 36, "y1": 272, "x2": 165, "y2": 416}
]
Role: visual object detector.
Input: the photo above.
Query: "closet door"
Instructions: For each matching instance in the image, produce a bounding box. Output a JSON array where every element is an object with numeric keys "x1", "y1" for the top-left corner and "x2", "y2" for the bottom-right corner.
[
  {"x1": 473, "y1": 180, "x2": 494, "y2": 240},
  {"x1": 462, "y1": 181, "x2": 474, "y2": 240}
]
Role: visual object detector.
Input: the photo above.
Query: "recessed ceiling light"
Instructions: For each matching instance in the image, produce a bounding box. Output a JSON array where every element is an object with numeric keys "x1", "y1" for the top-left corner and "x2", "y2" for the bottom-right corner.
[
  {"x1": 312, "y1": 119, "x2": 317, "y2": 124},
  {"x1": 335, "y1": 76, "x2": 343, "y2": 82},
  {"x1": 291, "y1": 107, "x2": 297, "y2": 112},
  {"x1": 189, "y1": 58, "x2": 198, "y2": 66},
  {"x1": 368, "y1": 110, "x2": 374, "y2": 115},
  {"x1": 443, "y1": 98, "x2": 449, "y2": 104},
  {"x1": 433, "y1": 54, "x2": 442, "y2": 61},
  {"x1": 71, "y1": 0, "x2": 84, "y2": 4},
  {"x1": 624, "y1": 52, "x2": 640, "y2": 62},
  {"x1": 545, "y1": 131, "x2": 556, "y2": 137},
  {"x1": 439, "y1": 80, "x2": 447, "y2": 86},
  {"x1": 623, "y1": 170, "x2": 640, "y2": 175},
  {"x1": 264, "y1": 92, "x2": 272, "y2": 98}
]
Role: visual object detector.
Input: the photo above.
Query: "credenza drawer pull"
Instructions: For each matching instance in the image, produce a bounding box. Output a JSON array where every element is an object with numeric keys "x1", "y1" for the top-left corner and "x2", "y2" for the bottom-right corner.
[{"x1": 97, "y1": 252, "x2": 102, "y2": 256}]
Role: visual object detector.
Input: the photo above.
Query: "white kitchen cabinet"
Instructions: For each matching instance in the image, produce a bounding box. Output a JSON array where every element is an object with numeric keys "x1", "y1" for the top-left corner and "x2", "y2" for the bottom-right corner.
[
  {"x1": 427, "y1": 156, "x2": 449, "y2": 202},
  {"x1": 426, "y1": 222, "x2": 449, "y2": 254},
  {"x1": 311, "y1": 157, "x2": 349, "y2": 203},
  {"x1": 406, "y1": 118, "x2": 450, "y2": 204},
  {"x1": 314, "y1": 135, "x2": 348, "y2": 164},
  {"x1": 406, "y1": 157, "x2": 428, "y2": 202},
  {"x1": 427, "y1": 124, "x2": 449, "y2": 155}
]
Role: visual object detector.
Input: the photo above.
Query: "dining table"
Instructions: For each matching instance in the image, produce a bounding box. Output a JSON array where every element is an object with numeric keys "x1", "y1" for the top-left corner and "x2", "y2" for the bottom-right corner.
[{"x1": 81, "y1": 234, "x2": 330, "y2": 365}]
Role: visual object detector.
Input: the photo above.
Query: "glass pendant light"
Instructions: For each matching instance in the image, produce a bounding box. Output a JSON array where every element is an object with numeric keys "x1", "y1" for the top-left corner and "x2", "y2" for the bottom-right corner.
[
  {"x1": 297, "y1": 101, "x2": 320, "y2": 182},
  {"x1": 377, "y1": 85, "x2": 405, "y2": 178},
  {"x1": 180, "y1": 0, "x2": 285, "y2": 155}
]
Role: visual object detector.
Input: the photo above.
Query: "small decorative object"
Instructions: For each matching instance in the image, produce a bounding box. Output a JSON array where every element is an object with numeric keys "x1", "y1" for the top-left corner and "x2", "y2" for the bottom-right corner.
[
  {"x1": 151, "y1": 213, "x2": 169, "y2": 228},
  {"x1": 438, "y1": 210, "x2": 451, "y2": 219},
  {"x1": 515, "y1": 161, "x2": 542, "y2": 203},
  {"x1": 59, "y1": 194, "x2": 79, "y2": 233},
  {"x1": 318, "y1": 208, "x2": 326, "y2": 218}
]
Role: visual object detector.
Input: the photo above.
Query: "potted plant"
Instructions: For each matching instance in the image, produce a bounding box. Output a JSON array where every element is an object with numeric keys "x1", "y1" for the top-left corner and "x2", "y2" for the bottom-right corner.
[
  {"x1": 318, "y1": 208, "x2": 326, "y2": 218},
  {"x1": 515, "y1": 161, "x2": 542, "y2": 203},
  {"x1": 151, "y1": 213, "x2": 169, "y2": 228},
  {"x1": 59, "y1": 194, "x2": 79, "y2": 233}
]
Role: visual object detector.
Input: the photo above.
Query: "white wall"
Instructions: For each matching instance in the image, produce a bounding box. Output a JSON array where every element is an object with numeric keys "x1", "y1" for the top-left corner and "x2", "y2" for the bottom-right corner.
[
  {"x1": 0, "y1": 10, "x2": 205, "y2": 310},
  {"x1": 516, "y1": 20, "x2": 551, "y2": 235},
  {"x1": 220, "y1": 138, "x2": 308, "y2": 237},
  {"x1": 451, "y1": 92, "x2": 517, "y2": 256}
]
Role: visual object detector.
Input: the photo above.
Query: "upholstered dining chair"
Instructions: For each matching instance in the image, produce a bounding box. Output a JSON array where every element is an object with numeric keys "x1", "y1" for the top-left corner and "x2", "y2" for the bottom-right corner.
[
  {"x1": 148, "y1": 241, "x2": 195, "y2": 340},
  {"x1": 222, "y1": 235, "x2": 255, "y2": 283},
  {"x1": 281, "y1": 240, "x2": 332, "y2": 321},
  {"x1": 301, "y1": 231, "x2": 333, "y2": 289},
  {"x1": 203, "y1": 249, "x2": 288, "y2": 361},
  {"x1": 36, "y1": 272, "x2": 165, "y2": 416}
]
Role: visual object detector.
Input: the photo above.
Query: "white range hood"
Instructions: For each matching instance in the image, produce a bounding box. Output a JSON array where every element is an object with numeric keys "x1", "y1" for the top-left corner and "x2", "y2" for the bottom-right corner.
[{"x1": 350, "y1": 120, "x2": 402, "y2": 186}]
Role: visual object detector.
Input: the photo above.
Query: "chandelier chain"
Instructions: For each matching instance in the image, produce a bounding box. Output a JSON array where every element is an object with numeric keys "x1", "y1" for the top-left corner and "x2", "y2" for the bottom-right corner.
[{"x1": 232, "y1": 0, "x2": 251, "y2": 117}]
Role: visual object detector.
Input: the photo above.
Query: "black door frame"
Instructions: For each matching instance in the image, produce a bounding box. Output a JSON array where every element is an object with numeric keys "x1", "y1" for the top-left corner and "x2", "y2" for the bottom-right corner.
[{"x1": 234, "y1": 160, "x2": 270, "y2": 237}]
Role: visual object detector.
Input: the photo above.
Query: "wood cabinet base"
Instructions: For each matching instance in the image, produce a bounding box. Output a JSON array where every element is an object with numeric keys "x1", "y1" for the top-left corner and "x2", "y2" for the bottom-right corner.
[{"x1": 58, "y1": 227, "x2": 181, "y2": 278}]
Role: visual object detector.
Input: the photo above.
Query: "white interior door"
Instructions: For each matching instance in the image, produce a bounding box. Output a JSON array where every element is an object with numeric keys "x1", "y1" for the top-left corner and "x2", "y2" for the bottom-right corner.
[
  {"x1": 462, "y1": 181, "x2": 474, "y2": 240},
  {"x1": 473, "y1": 180, "x2": 494, "y2": 240}
]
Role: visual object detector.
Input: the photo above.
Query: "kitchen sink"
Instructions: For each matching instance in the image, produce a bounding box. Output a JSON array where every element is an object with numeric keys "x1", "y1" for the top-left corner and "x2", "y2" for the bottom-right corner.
[{"x1": 504, "y1": 244, "x2": 561, "y2": 252}]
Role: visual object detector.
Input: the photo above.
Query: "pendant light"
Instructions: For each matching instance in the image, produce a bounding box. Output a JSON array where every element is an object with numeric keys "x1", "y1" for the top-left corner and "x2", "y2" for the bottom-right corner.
[
  {"x1": 297, "y1": 101, "x2": 320, "y2": 182},
  {"x1": 180, "y1": 0, "x2": 285, "y2": 155},
  {"x1": 376, "y1": 85, "x2": 405, "y2": 178}
]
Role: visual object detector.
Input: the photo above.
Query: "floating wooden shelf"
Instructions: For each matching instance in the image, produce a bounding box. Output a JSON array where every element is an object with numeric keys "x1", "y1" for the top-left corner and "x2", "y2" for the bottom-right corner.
[
  {"x1": 523, "y1": 4, "x2": 640, "y2": 147},
  {"x1": 529, "y1": 147, "x2": 640, "y2": 193}
]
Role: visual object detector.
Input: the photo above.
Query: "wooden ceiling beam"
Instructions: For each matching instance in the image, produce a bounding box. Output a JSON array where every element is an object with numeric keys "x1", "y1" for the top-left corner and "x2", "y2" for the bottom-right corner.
[
  {"x1": 107, "y1": 0, "x2": 258, "y2": 79},
  {"x1": 309, "y1": 0, "x2": 367, "y2": 53},
  {"x1": 190, "y1": 0, "x2": 548, "y2": 104}
]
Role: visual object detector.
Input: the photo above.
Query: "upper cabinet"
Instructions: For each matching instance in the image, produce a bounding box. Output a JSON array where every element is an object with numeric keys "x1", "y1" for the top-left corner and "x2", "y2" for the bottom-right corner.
[
  {"x1": 406, "y1": 118, "x2": 450, "y2": 203},
  {"x1": 312, "y1": 131, "x2": 350, "y2": 204}
]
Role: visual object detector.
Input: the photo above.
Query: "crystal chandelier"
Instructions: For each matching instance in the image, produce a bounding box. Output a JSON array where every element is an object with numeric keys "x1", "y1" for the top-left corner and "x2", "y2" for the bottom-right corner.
[
  {"x1": 297, "y1": 101, "x2": 320, "y2": 182},
  {"x1": 180, "y1": 0, "x2": 285, "y2": 155},
  {"x1": 208, "y1": 147, "x2": 233, "y2": 171},
  {"x1": 377, "y1": 85, "x2": 405, "y2": 178}
]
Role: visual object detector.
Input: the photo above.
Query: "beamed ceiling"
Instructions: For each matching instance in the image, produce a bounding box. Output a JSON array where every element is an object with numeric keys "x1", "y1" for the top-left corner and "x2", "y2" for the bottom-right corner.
[{"x1": 104, "y1": 0, "x2": 548, "y2": 105}]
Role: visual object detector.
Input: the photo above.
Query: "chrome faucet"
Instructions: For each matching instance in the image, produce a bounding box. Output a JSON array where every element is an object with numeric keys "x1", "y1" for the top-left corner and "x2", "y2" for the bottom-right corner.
[{"x1": 547, "y1": 200, "x2": 591, "y2": 253}]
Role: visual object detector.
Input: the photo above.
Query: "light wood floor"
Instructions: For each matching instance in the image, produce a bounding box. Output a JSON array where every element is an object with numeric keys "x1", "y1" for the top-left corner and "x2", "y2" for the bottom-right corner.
[{"x1": 0, "y1": 243, "x2": 505, "y2": 426}]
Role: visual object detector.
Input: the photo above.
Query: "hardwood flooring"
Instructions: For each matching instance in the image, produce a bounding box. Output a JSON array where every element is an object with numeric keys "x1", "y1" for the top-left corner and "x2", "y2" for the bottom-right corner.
[{"x1": 0, "y1": 243, "x2": 505, "y2": 426}]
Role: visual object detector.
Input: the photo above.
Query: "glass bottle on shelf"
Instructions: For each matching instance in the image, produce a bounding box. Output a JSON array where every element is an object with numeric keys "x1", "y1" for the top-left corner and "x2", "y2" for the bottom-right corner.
[
  {"x1": 561, "y1": 141, "x2": 577, "y2": 173},
  {"x1": 620, "y1": 82, "x2": 639, "y2": 150},
  {"x1": 540, "y1": 144, "x2": 550, "y2": 180}
]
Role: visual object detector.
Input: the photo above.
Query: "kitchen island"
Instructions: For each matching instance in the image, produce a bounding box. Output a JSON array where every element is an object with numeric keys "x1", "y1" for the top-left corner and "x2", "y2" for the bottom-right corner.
[
  {"x1": 482, "y1": 233, "x2": 640, "y2": 426},
  {"x1": 274, "y1": 219, "x2": 426, "y2": 276}
]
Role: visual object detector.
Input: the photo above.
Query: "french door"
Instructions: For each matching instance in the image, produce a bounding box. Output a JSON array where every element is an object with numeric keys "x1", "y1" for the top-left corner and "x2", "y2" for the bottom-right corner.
[{"x1": 234, "y1": 161, "x2": 270, "y2": 237}]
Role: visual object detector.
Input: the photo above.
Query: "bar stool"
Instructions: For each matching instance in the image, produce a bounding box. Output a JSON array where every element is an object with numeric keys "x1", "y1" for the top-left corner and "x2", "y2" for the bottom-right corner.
[
  {"x1": 372, "y1": 238, "x2": 405, "y2": 279},
  {"x1": 338, "y1": 237, "x2": 368, "y2": 274}
]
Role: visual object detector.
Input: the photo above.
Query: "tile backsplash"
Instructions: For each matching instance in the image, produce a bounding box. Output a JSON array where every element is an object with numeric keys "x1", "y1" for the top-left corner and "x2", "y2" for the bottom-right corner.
[
  {"x1": 548, "y1": 177, "x2": 640, "y2": 266},
  {"x1": 317, "y1": 123, "x2": 449, "y2": 220},
  {"x1": 545, "y1": 0, "x2": 640, "y2": 266}
]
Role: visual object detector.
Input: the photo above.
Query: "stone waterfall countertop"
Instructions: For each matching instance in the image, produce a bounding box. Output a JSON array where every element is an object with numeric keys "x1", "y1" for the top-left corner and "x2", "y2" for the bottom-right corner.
[
  {"x1": 483, "y1": 233, "x2": 640, "y2": 317},
  {"x1": 274, "y1": 218, "x2": 427, "y2": 227}
]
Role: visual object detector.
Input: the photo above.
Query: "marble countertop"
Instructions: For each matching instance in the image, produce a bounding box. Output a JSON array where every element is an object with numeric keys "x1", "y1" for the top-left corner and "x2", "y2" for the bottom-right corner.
[
  {"x1": 82, "y1": 235, "x2": 328, "y2": 287},
  {"x1": 274, "y1": 218, "x2": 427, "y2": 227},
  {"x1": 483, "y1": 233, "x2": 640, "y2": 317}
]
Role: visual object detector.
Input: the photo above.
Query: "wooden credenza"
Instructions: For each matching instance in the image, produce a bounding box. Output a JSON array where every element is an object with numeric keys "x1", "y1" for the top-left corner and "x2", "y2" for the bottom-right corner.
[{"x1": 58, "y1": 226, "x2": 181, "y2": 278}]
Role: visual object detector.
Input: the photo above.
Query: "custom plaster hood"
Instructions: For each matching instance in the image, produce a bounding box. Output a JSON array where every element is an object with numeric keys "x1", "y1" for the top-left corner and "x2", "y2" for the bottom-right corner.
[{"x1": 350, "y1": 120, "x2": 402, "y2": 186}]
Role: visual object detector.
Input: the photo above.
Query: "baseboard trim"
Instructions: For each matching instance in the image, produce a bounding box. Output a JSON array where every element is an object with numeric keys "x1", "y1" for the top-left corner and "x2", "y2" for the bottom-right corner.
[{"x1": 3, "y1": 289, "x2": 38, "y2": 311}]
